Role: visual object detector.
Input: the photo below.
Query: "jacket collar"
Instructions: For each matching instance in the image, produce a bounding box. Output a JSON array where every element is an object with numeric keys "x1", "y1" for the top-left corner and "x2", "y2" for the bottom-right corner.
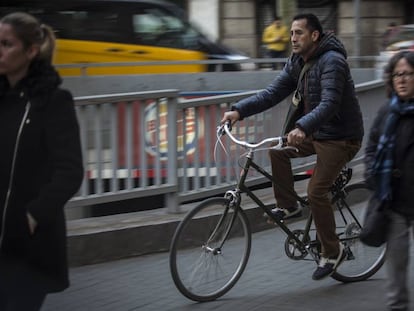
[
  {"x1": 0, "y1": 60, "x2": 62, "y2": 106},
  {"x1": 306, "y1": 33, "x2": 348, "y2": 63}
]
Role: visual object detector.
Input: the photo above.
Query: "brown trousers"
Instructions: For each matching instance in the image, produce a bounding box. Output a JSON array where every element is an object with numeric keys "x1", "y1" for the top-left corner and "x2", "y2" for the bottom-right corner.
[{"x1": 269, "y1": 138, "x2": 361, "y2": 257}]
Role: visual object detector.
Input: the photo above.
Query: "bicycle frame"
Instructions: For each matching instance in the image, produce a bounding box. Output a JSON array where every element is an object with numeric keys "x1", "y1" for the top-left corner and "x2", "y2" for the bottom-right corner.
[
  {"x1": 219, "y1": 121, "x2": 359, "y2": 262},
  {"x1": 225, "y1": 146, "x2": 315, "y2": 258}
]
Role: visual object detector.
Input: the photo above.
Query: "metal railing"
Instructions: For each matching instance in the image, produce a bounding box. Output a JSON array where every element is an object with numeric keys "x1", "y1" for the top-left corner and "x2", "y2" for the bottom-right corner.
[
  {"x1": 56, "y1": 56, "x2": 384, "y2": 76},
  {"x1": 67, "y1": 90, "x2": 178, "y2": 210},
  {"x1": 67, "y1": 79, "x2": 385, "y2": 214}
]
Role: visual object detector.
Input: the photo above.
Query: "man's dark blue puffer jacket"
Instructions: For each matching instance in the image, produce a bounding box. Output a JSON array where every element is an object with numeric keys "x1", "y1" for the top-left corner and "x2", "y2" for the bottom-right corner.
[{"x1": 232, "y1": 33, "x2": 364, "y2": 141}]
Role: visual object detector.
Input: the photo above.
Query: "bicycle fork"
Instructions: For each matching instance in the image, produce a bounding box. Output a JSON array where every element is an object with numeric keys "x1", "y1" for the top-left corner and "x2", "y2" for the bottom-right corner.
[{"x1": 201, "y1": 189, "x2": 242, "y2": 255}]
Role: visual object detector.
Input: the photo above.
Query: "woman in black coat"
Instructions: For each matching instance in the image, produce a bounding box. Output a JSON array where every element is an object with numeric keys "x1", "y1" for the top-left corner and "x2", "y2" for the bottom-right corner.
[
  {"x1": 0, "y1": 12, "x2": 83, "y2": 310},
  {"x1": 364, "y1": 51, "x2": 414, "y2": 311}
]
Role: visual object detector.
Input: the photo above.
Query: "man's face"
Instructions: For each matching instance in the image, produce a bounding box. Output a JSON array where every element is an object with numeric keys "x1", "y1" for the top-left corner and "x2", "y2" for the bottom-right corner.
[{"x1": 290, "y1": 19, "x2": 319, "y2": 59}]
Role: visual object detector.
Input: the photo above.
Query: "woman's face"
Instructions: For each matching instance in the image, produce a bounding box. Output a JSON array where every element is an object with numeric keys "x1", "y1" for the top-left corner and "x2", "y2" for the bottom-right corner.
[
  {"x1": 392, "y1": 57, "x2": 414, "y2": 101},
  {"x1": 0, "y1": 22, "x2": 37, "y2": 87}
]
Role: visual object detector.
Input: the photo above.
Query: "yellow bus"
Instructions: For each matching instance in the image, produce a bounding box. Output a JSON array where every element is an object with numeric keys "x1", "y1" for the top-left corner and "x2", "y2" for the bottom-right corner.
[{"x1": 1, "y1": 0, "x2": 249, "y2": 76}]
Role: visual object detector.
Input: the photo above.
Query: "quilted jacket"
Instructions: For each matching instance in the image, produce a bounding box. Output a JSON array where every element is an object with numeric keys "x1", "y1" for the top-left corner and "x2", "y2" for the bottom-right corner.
[{"x1": 232, "y1": 33, "x2": 364, "y2": 141}]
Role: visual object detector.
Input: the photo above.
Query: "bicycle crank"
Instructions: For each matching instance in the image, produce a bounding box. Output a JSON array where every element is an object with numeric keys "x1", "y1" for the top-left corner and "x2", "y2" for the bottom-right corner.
[{"x1": 284, "y1": 230, "x2": 310, "y2": 260}]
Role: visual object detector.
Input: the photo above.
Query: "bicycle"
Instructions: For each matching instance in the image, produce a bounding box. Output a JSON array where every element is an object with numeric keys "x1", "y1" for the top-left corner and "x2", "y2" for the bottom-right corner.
[{"x1": 169, "y1": 121, "x2": 385, "y2": 302}]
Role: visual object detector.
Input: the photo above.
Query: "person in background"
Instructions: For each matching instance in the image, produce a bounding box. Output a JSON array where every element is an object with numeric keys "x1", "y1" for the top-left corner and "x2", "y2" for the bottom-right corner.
[
  {"x1": 382, "y1": 22, "x2": 398, "y2": 49},
  {"x1": 0, "y1": 12, "x2": 83, "y2": 311},
  {"x1": 221, "y1": 13, "x2": 363, "y2": 281},
  {"x1": 262, "y1": 15, "x2": 290, "y2": 69},
  {"x1": 364, "y1": 51, "x2": 414, "y2": 311}
]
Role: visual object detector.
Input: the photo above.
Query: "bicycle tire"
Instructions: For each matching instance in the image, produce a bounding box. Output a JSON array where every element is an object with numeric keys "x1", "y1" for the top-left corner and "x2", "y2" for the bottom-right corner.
[
  {"x1": 331, "y1": 182, "x2": 386, "y2": 282},
  {"x1": 169, "y1": 197, "x2": 251, "y2": 302}
]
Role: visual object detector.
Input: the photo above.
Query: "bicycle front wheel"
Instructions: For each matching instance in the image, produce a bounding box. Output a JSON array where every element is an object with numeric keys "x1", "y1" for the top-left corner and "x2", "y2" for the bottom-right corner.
[
  {"x1": 332, "y1": 182, "x2": 386, "y2": 282},
  {"x1": 169, "y1": 197, "x2": 251, "y2": 302}
]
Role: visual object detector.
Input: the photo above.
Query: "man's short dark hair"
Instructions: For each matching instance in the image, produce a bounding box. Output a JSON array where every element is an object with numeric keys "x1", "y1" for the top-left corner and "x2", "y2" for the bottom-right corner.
[{"x1": 292, "y1": 13, "x2": 323, "y2": 39}]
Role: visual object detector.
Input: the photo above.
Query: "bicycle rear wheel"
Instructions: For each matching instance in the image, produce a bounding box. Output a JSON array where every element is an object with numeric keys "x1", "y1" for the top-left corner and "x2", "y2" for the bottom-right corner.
[
  {"x1": 332, "y1": 182, "x2": 386, "y2": 282},
  {"x1": 169, "y1": 197, "x2": 251, "y2": 302}
]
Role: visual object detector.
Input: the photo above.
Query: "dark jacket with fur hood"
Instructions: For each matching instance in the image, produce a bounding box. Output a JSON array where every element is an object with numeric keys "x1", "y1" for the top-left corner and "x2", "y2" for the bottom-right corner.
[
  {"x1": 0, "y1": 60, "x2": 83, "y2": 292},
  {"x1": 232, "y1": 33, "x2": 364, "y2": 141}
]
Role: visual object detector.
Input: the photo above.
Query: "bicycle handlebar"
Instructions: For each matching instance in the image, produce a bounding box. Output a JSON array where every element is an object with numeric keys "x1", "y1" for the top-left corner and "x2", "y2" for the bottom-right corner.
[{"x1": 218, "y1": 121, "x2": 287, "y2": 150}]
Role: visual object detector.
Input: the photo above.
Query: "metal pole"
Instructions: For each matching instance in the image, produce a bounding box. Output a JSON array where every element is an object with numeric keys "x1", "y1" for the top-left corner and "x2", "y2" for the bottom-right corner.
[{"x1": 354, "y1": 0, "x2": 361, "y2": 66}]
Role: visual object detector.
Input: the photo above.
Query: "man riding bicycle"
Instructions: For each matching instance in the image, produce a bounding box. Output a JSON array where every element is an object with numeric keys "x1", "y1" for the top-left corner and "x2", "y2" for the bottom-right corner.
[{"x1": 221, "y1": 13, "x2": 363, "y2": 280}]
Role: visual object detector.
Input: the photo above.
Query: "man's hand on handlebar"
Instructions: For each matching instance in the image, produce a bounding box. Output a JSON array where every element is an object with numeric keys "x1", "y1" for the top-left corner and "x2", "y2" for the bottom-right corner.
[
  {"x1": 220, "y1": 110, "x2": 240, "y2": 125},
  {"x1": 287, "y1": 127, "x2": 306, "y2": 146}
]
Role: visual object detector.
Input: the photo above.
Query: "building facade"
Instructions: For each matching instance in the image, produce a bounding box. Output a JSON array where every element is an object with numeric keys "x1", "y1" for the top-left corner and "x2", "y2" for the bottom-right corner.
[{"x1": 187, "y1": 0, "x2": 413, "y2": 58}]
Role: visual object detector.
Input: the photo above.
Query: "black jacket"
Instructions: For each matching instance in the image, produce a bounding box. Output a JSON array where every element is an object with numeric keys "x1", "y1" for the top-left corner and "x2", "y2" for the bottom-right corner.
[
  {"x1": 364, "y1": 100, "x2": 414, "y2": 219},
  {"x1": 232, "y1": 33, "x2": 364, "y2": 141},
  {"x1": 0, "y1": 60, "x2": 83, "y2": 292}
]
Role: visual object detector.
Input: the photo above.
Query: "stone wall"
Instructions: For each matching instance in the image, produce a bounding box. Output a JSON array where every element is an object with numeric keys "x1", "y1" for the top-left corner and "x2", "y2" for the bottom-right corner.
[
  {"x1": 337, "y1": 0, "x2": 405, "y2": 56},
  {"x1": 211, "y1": 0, "x2": 407, "y2": 58},
  {"x1": 220, "y1": 0, "x2": 258, "y2": 57}
]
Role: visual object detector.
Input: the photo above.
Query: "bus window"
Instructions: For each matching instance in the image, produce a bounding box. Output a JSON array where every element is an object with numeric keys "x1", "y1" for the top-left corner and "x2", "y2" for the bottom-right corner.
[
  {"x1": 54, "y1": 8, "x2": 130, "y2": 44},
  {"x1": 132, "y1": 9, "x2": 199, "y2": 50}
]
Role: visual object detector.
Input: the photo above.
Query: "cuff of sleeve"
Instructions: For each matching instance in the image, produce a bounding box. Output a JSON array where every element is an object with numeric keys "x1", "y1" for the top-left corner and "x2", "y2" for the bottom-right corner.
[
  {"x1": 231, "y1": 106, "x2": 244, "y2": 121},
  {"x1": 294, "y1": 124, "x2": 308, "y2": 136}
]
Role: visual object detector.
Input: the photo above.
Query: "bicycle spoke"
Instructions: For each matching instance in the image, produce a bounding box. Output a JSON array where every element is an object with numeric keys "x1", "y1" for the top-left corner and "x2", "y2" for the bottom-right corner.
[
  {"x1": 170, "y1": 198, "x2": 251, "y2": 301},
  {"x1": 332, "y1": 183, "x2": 385, "y2": 282}
]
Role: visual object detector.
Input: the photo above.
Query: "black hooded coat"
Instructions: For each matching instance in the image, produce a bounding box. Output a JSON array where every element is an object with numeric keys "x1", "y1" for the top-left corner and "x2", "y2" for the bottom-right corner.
[{"x1": 0, "y1": 60, "x2": 83, "y2": 292}]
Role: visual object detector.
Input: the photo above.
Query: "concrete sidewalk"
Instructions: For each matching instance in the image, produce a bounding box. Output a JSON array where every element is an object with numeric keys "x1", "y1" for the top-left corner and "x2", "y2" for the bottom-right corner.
[
  {"x1": 43, "y1": 214, "x2": 407, "y2": 311},
  {"x1": 40, "y1": 164, "x2": 406, "y2": 311},
  {"x1": 66, "y1": 164, "x2": 365, "y2": 266},
  {"x1": 66, "y1": 186, "x2": 281, "y2": 266}
]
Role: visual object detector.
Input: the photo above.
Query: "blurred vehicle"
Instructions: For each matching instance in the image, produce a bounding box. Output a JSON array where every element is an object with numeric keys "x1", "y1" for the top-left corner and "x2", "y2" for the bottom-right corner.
[
  {"x1": 376, "y1": 24, "x2": 414, "y2": 77},
  {"x1": 0, "y1": 0, "x2": 249, "y2": 76}
]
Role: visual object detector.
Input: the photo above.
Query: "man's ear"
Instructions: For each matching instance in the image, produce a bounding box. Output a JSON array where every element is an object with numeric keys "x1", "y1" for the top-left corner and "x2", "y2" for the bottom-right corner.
[{"x1": 311, "y1": 30, "x2": 320, "y2": 42}]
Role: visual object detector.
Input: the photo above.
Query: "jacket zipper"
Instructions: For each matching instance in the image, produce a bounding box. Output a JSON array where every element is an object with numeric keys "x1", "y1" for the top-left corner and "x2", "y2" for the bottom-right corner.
[{"x1": 0, "y1": 101, "x2": 31, "y2": 250}]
